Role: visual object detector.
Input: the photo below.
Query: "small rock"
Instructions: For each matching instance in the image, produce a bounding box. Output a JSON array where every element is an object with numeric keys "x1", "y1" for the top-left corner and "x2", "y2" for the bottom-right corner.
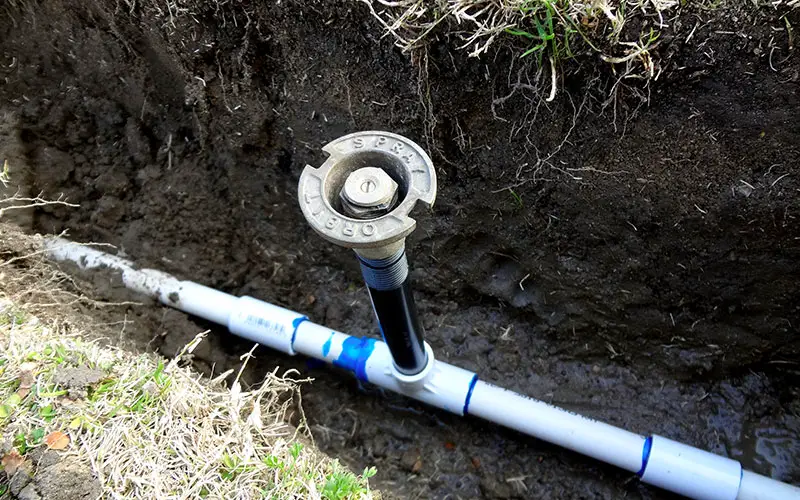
[
  {"x1": 31, "y1": 458, "x2": 102, "y2": 500},
  {"x1": 1, "y1": 436, "x2": 14, "y2": 454},
  {"x1": 17, "y1": 483, "x2": 42, "y2": 500},
  {"x1": 28, "y1": 449, "x2": 61, "y2": 470},
  {"x1": 735, "y1": 184, "x2": 753, "y2": 198},
  {"x1": 9, "y1": 464, "x2": 33, "y2": 496},
  {"x1": 400, "y1": 449, "x2": 420, "y2": 472}
]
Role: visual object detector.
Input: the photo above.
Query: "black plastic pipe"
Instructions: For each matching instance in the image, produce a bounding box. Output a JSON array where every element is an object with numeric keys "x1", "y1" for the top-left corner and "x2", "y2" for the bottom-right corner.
[{"x1": 357, "y1": 249, "x2": 428, "y2": 374}]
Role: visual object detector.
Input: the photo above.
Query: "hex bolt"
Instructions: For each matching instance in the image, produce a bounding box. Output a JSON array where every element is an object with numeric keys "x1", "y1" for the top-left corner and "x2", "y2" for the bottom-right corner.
[{"x1": 298, "y1": 131, "x2": 437, "y2": 376}]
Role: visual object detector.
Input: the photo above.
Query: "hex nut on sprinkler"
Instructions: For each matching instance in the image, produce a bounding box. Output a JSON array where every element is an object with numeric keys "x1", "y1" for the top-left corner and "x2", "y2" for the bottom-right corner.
[
  {"x1": 339, "y1": 167, "x2": 399, "y2": 220},
  {"x1": 298, "y1": 131, "x2": 437, "y2": 259}
]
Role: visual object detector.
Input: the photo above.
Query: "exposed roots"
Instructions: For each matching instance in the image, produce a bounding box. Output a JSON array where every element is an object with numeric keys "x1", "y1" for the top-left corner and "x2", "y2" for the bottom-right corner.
[{"x1": 361, "y1": 0, "x2": 680, "y2": 80}]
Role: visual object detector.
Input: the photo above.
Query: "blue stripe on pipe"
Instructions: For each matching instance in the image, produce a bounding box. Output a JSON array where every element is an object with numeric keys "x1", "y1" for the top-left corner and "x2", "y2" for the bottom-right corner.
[
  {"x1": 462, "y1": 374, "x2": 479, "y2": 415},
  {"x1": 637, "y1": 436, "x2": 653, "y2": 477},
  {"x1": 322, "y1": 332, "x2": 335, "y2": 357},
  {"x1": 334, "y1": 336, "x2": 377, "y2": 382},
  {"x1": 290, "y1": 316, "x2": 308, "y2": 350}
]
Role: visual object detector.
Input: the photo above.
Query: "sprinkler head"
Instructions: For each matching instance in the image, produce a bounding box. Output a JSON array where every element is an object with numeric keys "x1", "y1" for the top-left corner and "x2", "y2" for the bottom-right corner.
[
  {"x1": 298, "y1": 131, "x2": 436, "y2": 259},
  {"x1": 299, "y1": 131, "x2": 437, "y2": 376}
]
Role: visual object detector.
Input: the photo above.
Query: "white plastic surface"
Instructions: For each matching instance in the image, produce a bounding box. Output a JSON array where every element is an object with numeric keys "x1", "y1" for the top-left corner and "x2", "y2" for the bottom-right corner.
[
  {"x1": 641, "y1": 435, "x2": 741, "y2": 500},
  {"x1": 737, "y1": 470, "x2": 800, "y2": 500},
  {"x1": 292, "y1": 321, "x2": 475, "y2": 415},
  {"x1": 467, "y1": 380, "x2": 647, "y2": 473},
  {"x1": 227, "y1": 296, "x2": 304, "y2": 354},
  {"x1": 167, "y1": 281, "x2": 239, "y2": 326}
]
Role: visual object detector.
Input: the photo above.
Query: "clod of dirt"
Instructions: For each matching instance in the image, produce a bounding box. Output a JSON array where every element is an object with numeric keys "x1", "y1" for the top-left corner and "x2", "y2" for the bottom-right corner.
[
  {"x1": 9, "y1": 466, "x2": 33, "y2": 497},
  {"x1": 52, "y1": 366, "x2": 105, "y2": 398},
  {"x1": 13, "y1": 458, "x2": 101, "y2": 500},
  {"x1": 479, "y1": 476, "x2": 514, "y2": 500},
  {"x1": 27, "y1": 449, "x2": 61, "y2": 470}
]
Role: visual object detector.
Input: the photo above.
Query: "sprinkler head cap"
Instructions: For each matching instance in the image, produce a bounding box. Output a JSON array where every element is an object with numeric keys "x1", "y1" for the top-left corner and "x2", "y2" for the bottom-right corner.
[{"x1": 298, "y1": 131, "x2": 436, "y2": 257}]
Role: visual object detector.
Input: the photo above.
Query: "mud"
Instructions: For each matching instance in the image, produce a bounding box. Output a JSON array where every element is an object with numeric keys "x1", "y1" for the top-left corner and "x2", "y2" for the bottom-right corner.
[{"x1": 1, "y1": 0, "x2": 799, "y2": 498}]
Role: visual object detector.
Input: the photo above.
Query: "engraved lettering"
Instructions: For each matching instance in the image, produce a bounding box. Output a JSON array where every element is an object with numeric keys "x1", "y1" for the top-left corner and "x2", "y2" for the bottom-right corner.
[
  {"x1": 343, "y1": 221, "x2": 355, "y2": 236},
  {"x1": 362, "y1": 224, "x2": 376, "y2": 236},
  {"x1": 374, "y1": 136, "x2": 387, "y2": 147},
  {"x1": 353, "y1": 137, "x2": 365, "y2": 148},
  {"x1": 401, "y1": 152, "x2": 414, "y2": 163},
  {"x1": 391, "y1": 142, "x2": 404, "y2": 153},
  {"x1": 325, "y1": 216, "x2": 339, "y2": 230}
]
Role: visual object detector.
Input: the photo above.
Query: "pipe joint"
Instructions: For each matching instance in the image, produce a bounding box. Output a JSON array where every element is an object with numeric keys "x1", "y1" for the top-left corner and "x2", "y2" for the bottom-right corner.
[
  {"x1": 640, "y1": 435, "x2": 741, "y2": 500},
  {"x1": 390, "y1": 342, "x2": 435, "y2": 390}
]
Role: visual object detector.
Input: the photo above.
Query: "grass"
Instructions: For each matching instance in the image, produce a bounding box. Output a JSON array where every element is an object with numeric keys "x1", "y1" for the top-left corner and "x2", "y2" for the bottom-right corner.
[
  {"x1": 0, "y1": 304, "x2": 378, "y2": 499},
  {"x1": 362, "y1": 0, "x2": 799, "y2": 96},
  {"x1": 0, "y1": 224, "x2": 378, "y2": 499},
  {"x1": 363, "y1": 0, "x2": 676, "y2": 72}
]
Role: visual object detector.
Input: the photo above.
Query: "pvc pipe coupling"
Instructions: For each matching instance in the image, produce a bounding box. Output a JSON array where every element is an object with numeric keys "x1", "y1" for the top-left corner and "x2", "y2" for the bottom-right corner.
[{"x1": 298, "y1": 131, "x2": 437, "y2": 380}]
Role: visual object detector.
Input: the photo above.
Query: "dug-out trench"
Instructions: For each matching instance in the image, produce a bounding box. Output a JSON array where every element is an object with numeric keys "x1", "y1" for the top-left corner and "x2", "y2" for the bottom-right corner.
[{"x1": 1, "y1": 1, "x2": 799, "y2": 498}]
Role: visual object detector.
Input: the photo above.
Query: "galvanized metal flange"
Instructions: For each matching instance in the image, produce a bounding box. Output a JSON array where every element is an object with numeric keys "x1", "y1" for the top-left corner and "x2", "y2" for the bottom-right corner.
[{"x1": 298, "y1": 131, "x2": 436, "y2": 251}]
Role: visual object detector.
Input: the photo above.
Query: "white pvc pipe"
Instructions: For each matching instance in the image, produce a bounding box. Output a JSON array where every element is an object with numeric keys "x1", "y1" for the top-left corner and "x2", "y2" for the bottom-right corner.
[
  {"x1": 738, "y1": 470, "x2": 800, "y2": 500},
  {"x1": 466, "y1": 381, "x2": 647, "y2": 473},
  {"x1": 44, "y1": 238, "x2": 800, "y2": 500}
]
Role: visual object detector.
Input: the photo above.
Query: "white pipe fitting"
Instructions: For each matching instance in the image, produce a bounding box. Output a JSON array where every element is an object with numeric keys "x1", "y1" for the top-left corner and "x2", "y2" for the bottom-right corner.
[
  {"x1": 389, "y1": 342, "x2": 436, "y2": 390},
  {"x1": 641, "y1": 436, "x2": 741, "y2": 500},
  {"x1": 44, "y1": 238, "x2": 800, "y2": 500},
  {"x1": 737, "y1": 470, "x2": 800, "y2": 500}
]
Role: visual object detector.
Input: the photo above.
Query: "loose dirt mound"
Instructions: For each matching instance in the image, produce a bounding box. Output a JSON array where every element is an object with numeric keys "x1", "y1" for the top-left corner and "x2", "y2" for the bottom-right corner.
[{"x1": 1, "y1": 1, "x2": 798, "y2": 498}]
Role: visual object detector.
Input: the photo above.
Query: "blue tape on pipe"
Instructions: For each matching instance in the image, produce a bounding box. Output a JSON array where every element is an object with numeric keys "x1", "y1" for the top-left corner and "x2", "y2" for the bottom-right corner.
[
  {"x1": 333, "y1": 337, "x2": 377, "y2": 382},
  {"x1": 637, "y1": 436, "x2": 653, "y2": 477},
  {"x1": 290, "y1": 316, "x2": 308, "y2": 349},
  {"x1": 462, "y1": 374, "x2": 479, "y2": 416},
  {"x1": 322, "y1": 332, "x2": 334, "y2": 357}
]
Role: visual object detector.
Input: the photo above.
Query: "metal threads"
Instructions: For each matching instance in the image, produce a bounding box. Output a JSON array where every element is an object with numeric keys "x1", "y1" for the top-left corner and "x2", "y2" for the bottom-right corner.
[{"x1": 357, "y1": 247, "x2": 408, "y2": 291}]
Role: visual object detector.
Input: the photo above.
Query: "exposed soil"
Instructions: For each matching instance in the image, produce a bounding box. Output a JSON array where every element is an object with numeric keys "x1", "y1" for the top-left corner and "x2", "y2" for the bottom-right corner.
[{"x1": 1, "y1": 1, "x2": 799, "y2": 498}]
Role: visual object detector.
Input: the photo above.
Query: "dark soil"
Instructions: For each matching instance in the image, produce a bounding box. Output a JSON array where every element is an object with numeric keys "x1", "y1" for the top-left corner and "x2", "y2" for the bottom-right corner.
[{"x1": 1, "y1": 0, "x2": 799, "y2": 498}]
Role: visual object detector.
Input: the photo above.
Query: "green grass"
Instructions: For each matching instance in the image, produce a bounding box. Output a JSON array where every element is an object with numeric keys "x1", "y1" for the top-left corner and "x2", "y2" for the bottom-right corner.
[{"x1": 506, "y1": 0, "x2": 578, "y2": 66}]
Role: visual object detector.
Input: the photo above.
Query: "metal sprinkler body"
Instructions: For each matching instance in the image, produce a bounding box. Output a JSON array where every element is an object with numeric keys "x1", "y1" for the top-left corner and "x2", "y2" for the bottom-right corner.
[{"x1": 298, "y1": 131, "x2": 436, "y2": 378}]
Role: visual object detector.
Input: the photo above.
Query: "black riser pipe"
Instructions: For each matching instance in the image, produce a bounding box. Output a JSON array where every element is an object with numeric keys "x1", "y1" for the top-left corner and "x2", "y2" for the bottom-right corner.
[{"x1": 357, "y1": 249, "x2": 428, "y2": 374}]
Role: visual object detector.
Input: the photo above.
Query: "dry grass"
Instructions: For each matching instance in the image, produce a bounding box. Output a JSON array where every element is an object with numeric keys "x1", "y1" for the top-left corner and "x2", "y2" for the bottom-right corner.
[
  {"x1": 362, "y1": 0, "x2": 677, "y2": 75},
  {"x1": 0, "y1": 227, "x2": 377, "y2": 499},
  {"x1": 361, "y1": 0, "x2": 800, "y2": 91},
  {"x1": 0, "y1": 313, "x2": 376, "y2": 499}
]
